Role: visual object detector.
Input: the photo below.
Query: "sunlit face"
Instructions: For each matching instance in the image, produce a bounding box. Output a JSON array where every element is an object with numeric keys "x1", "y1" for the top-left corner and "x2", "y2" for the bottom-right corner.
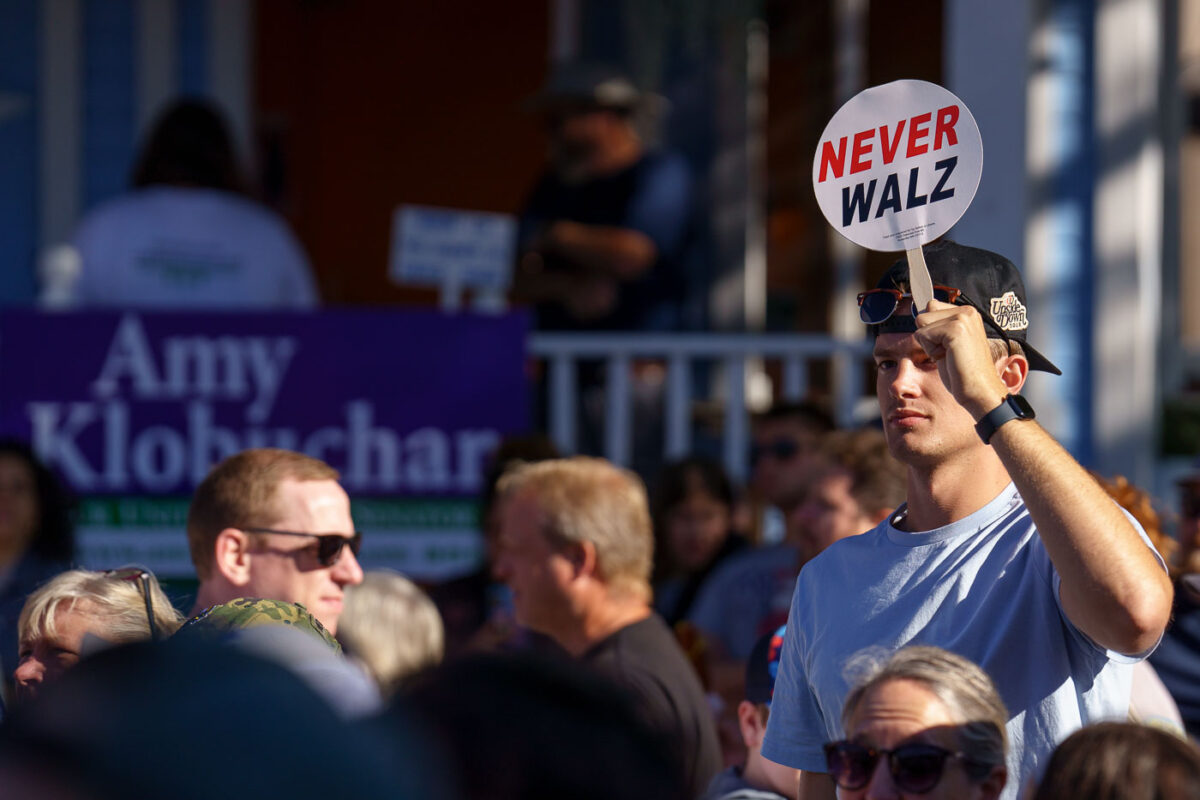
[
  {"x1": 873, "y1": 333, "x2": 980, "y2": 467},
  {"x1": 0, "y1": 455, "x2": 39, "y2": 554},
  {"x1": 492, "y1": 490, "x2": 578, "y2": 636},
  {"x1": 840, "y1": 679, "x2": 1000, "y2": 800},
  {"x1": 665, "y1": 488, "x2": 731, "y2": 572},
  {"x1": 244, "y1": 478, "x2": 363, "y2": 635},
  {"x1": 751, "y1": 420, "x2": 825, "y2": 511},
  {"x1": 14, "y1": 600, "x2": 103, "y2": 704},
  {"x1": 792, "y1": 468, "x2": 876, "y2": 561}
]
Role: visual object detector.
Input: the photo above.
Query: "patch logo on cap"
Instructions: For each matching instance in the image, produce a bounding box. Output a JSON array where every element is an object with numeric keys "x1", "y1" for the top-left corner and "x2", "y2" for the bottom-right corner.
[{"x1": 989, "y1": 291, "x2": 1028, "y2": 332}]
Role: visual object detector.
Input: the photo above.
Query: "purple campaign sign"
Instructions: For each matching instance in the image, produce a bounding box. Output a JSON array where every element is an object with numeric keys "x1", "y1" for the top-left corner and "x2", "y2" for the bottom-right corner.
[{"x1": 0, "y1": 310, "x2": 529, "y2": 497}]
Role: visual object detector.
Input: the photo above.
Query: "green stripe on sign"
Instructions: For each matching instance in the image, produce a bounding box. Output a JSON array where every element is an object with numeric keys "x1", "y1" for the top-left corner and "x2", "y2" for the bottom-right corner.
[
  {"x1": 78, "y1": 497, "x2": 480, "y2": 531},
  {"x1": 79, "y1": 498, "x2": 191, "y2": 527},
  {"x1": 352, "y1": 499, "x2": 479, "y2": 529}
]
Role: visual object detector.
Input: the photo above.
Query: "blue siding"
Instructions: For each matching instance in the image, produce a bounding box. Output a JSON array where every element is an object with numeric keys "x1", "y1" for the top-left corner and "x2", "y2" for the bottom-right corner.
[
  {"x1": 179, "y1": 0, "x2": 208, "y2": 96},
  {"x1": 0, "y1": 0, "x2": 39, "y2": 304},
  {"x1": 83, "y1": 0, "x2": 137, "y2": 210},
  {"x1": 1043, "y1": 0, "x2": 1095, "y2": 465}
]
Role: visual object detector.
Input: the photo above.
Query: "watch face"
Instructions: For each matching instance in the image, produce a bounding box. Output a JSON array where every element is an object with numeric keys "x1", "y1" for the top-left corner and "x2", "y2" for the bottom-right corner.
[{"x1": 1010, "y1": 394, "x2": 1035, "y2": 419}]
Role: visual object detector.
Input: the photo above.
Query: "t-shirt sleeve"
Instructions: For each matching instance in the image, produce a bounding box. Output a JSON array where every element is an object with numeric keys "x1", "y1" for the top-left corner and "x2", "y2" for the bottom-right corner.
[{"x1": 760, "y1": 588, "x2": 834, "y2": 772}]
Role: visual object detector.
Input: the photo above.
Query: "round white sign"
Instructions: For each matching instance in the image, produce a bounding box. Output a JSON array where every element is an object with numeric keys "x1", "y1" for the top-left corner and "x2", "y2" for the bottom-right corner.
[{"x1": 811, "y1": 79, "x2": 983, "y2": 252}]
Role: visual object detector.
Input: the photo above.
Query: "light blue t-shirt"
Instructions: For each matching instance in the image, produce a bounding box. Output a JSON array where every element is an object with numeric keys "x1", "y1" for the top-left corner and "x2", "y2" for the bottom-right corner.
[{"x1": 761, "y1": 482, "x2": 1161, "y2": 800}]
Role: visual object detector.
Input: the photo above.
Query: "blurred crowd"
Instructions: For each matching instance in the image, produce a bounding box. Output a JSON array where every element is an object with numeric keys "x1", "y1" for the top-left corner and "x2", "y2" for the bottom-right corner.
[
  {"x1": 1, "y1": 394, "x2": 1198, "y2": 799},
  {"x1": 6, "y1": 61, "x2": 1200, "y2": 800}
]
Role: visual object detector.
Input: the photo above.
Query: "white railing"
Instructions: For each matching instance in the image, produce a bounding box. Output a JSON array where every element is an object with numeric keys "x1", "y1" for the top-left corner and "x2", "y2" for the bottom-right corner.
[{"x1": 528, "y1": 333, "x2": 875, "y2": 481}]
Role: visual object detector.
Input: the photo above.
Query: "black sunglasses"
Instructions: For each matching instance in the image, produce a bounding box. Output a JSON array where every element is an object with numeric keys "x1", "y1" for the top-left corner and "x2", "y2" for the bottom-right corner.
[
  {"x1": 242, "y1": 528, "x2": 363, "y2": 567},
  {"x1": 824, "y1": 740, "x2": 983, "y2": 794},
  {"x1": 104, "y1": 566, "x2": 159, "y2": 641},
  {"x1": 750, "y1": 438, "x2": 802, "y2": 465}
]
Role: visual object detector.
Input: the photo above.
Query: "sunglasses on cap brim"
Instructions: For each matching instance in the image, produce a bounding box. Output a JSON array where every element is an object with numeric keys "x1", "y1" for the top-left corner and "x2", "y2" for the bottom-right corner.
[
  {"x1": 857, "y1": 285, "x2": 963, "y2": 325},
  {"x1": 859, "y1": 285, "x2": 1018, "y2": 348}
]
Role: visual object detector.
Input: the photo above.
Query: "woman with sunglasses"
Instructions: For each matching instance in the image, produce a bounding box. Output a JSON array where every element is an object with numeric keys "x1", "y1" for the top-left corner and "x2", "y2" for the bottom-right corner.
[
  {"x1": 823, "y1": 646, "x2": 1008, "y2": 800},
  {"x1": 13, "y1": 567, "x2": 183, "y2": 704}
]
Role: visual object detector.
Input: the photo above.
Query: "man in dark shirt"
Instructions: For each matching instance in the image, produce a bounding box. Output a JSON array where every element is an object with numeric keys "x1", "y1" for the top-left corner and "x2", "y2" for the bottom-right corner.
[
  {"x1": 515, "y1": 63, "x2": 694, "y2": 332},
  {"x1": 494, "y1": 456, "x2": 722, "y2": 797}
]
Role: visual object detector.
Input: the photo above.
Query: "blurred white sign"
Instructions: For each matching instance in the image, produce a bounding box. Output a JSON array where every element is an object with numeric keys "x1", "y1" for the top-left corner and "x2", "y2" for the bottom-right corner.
[{"x1": 390, "y1": 205, "x2": 517, "y2": 310}]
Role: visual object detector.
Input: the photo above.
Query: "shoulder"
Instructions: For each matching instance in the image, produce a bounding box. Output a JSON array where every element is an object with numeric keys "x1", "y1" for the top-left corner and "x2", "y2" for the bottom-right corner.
[
  {"x1": 635, "y1": 151, "x2": 691, "y2": 186},
  {"x1": 74, "y1": 191, "x2": 156, "y2": 237},
  {"x1": 586, "y1": 616, "x2": 686, "y2": 681}
]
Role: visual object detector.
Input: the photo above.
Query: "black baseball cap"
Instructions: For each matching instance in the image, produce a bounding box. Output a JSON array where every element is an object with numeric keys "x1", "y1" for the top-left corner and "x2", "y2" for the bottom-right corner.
[{"x1": 868, "y1": 239, "x2": 1062, "y2": 375}]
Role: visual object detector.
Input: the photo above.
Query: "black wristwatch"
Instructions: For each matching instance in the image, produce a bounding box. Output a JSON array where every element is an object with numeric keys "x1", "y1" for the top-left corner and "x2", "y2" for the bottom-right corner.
[{"x1": 975, "y1": 394, "x2": 1035, "y2": 445}]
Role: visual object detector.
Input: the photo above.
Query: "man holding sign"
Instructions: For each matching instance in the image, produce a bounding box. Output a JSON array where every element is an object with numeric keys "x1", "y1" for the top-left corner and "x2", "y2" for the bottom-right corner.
[{"x1": 760, "y1": 240, "x2": 1172, "y2": 798}]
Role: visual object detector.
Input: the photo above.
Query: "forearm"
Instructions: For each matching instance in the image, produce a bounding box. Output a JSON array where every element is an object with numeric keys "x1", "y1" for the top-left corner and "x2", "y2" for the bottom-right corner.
[
  {"x1": 538, "y1": 221, "x2": 657, "y2": 280},
  {"x1": 989, "y1": 418, "x2": 1172, "y2": 654},
  {"x1": 511, "y1": 257, "x2": 576, "y2": 305}
]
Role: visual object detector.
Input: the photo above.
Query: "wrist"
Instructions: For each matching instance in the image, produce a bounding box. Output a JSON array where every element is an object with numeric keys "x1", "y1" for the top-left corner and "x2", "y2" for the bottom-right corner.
[
  {"x1": 974, "y1": 393, "x2": 1036, "y2": 445},
  {"x1": 963, "y1": 388, "x2": 1009, "y2": 422}
]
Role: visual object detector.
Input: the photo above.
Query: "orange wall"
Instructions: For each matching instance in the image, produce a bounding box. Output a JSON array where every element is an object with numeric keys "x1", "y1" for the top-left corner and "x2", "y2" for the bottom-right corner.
[{"x1": 256, "y1": 1, "x2": 551, "y2": 305}]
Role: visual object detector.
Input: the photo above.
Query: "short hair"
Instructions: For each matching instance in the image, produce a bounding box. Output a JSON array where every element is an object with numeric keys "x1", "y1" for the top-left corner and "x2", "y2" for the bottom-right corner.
[
  {"x1": 187, "y1": 448, "x2": 339, "y2": 579},
  {"x1": 753, "y1": 400, "x2": 836, "y2": 433},
  {"x1": 1033, "y1": 722, "x2": 1200, "y2": 800},
  {"x1": 338, "y1": 570, "x2": 444, "y2": 698},
  {"x1": 130, "y1": 98, "x2": 247, "y2": 192},
  {"x1": 19, "y1": 569, "x2": 184, "y2": 645},
  {"x1": 818, "y1": 428, "x2": 907, "y2": 515},
  {"x1": 497, "y1": 457, "x2": 654, "y2": 600},
  {"x1": 841, "y1": 646, "x2": 1008, "y2": 777},
  {"x1": 987, "y1": 338, "x2": 1026, "y2": 362}
]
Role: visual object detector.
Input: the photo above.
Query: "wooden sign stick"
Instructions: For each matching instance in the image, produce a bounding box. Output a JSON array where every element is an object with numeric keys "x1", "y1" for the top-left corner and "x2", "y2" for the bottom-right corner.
[{"x1": 906, "y1": 245, "x2": 934, "y2": 313}]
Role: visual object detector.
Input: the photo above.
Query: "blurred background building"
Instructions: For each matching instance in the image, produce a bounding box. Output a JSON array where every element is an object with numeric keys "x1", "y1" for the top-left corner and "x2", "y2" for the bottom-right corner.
[{"x1": 0, "y1": 0, "x2": 1197, "y2": 497}]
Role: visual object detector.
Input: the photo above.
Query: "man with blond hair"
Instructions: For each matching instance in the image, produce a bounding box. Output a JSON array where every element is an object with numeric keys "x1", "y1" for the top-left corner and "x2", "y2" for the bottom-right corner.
[
  {"x1": 188, "y1": 448, "x2": 364, "y2": 634},
  {"x1": 494, "y1": 456, "x2": 721, "y2": 797}
]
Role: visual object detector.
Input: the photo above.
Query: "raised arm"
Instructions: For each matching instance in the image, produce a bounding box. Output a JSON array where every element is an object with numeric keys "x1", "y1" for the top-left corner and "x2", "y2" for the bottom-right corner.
[{"x1": 914, "y1": 300, "x2": 1172, "y2": 655}]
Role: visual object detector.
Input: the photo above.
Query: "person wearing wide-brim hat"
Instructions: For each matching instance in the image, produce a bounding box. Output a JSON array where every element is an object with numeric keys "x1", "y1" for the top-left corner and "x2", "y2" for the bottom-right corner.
[{"x1": 514, "y1": 61, "x2": 693, "y2": 333}]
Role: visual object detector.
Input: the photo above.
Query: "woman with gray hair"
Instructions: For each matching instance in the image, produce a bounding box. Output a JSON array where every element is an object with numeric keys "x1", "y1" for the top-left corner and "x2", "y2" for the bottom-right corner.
[
  {"x1": 337, "y1": 570, "x2": 444, "y2": 698},
  {"x1": 14, "y1": 567, "x2": 183, "y2": 703},
  {"x1": 823, "y1": 645, "x2": 1009, "y2": 799}
]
